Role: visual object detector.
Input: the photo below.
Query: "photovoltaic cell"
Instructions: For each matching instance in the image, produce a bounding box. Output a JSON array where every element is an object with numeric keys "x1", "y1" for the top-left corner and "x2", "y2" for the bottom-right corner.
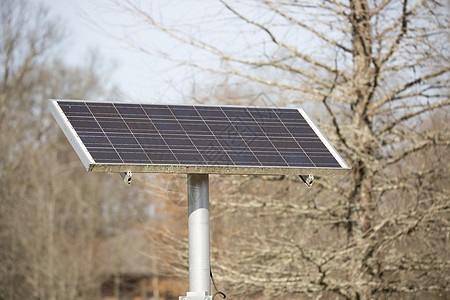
[{"x1": 50, "y1": 100, "x2": 350, "y2": 175}]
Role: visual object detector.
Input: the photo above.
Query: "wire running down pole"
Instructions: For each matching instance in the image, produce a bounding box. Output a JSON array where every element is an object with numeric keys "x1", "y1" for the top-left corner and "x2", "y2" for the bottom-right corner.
[{"x1": 187, "y1": 174, "x2": 211, "y2": 297}]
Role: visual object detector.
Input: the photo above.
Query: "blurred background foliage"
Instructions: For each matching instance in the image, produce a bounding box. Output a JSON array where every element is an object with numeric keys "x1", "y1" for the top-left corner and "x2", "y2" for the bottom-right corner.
[{"x1": 0, "y1": 0, "x2": 448, "y2": 299}]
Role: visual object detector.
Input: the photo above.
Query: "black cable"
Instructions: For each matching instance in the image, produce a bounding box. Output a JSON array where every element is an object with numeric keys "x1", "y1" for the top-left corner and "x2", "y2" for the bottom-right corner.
[{"x1": 210, "y1": 267, "x2": 226, "y2": 299}]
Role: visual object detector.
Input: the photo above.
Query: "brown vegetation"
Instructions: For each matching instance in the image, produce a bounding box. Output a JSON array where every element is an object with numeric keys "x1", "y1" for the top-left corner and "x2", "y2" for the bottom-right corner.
[
  {"x1": 110, "y1": 0, "x2": 449, "y2": 298},
  {"x1": 1, "y1": 0, "x2": 448, "y2": 299}
]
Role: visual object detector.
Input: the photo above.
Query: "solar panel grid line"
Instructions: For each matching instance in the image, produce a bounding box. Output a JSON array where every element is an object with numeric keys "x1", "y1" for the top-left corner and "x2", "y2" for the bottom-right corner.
[
  {"x1": 166, "y1": 106, "x2": 209, "y2": 165},
  {"x1": 218, "y1": 106, "x2": 263, "y2": 166},
  {"x1": 64, "y1": 105, "x2": 115, "y2": 161},
  {"x1": 271, "y1": 108, "x2": 316, "y2": 167},
  {"x1": 244, "y1": 107, "x2": 291, "y2": 167},
  {"x1": 140, "y1": 104, "x2": 182, "y2": 165},
  {"x1": 112, "y1": 103, "x2": 153, "y2": 164},
  {"x1": 82, "y1": 102, "x2": 149, "y2": 164},
  {"x1": 159, "y1": 106, "x2": 213, "y2": 165},
  {"x1": 191, "y1": 106, "x2": 236, "y2": 166},
  {"x1": 270, "y1": 109, "x2": 341, "y2": 168},
  {"x1": 85, "y1": 103, "x2": 125, "y2": 164},
  {"x1": 144, "y1": 105, "x2": 196, "y2": 164},
  {"x1": 298, "y1": 109, "x2": 349, "y2": 169},
  {"x1": 210, "y1": 108, "x2": 261, "y2": 166}
]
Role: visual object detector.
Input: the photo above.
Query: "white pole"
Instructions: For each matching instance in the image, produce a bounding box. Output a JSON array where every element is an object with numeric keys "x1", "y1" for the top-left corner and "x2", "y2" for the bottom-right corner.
[{"x1": 187, "y1": 174, "x2": 211, "y2": 295}]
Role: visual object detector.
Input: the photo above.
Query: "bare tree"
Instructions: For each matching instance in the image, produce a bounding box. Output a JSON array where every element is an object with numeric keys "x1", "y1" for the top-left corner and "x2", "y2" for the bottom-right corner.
[
  {"x1": 97, "y1": 0, "x2": 450, "y2": 298},
  {"x1": 0, "y1": 1, "x2": 148, "y2": 299}
]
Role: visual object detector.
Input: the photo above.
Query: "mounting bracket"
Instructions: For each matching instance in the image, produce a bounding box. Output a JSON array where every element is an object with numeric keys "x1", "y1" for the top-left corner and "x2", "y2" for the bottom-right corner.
[
  {"x1": 299, "y1": 174, "x2": 314, "y2": 188},
  {"x1": 120, "y1": 171, "x2": 132, "y2": 185}
]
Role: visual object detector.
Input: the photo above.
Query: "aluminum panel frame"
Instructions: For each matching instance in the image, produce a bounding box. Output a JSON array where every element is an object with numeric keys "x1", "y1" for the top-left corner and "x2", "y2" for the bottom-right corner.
[
  {"x1": 298, "y1": 109, "x2": 350, "y2": 169},
  {"x1": 49, "y1": 99, "x2": 94, "y2": 170}
]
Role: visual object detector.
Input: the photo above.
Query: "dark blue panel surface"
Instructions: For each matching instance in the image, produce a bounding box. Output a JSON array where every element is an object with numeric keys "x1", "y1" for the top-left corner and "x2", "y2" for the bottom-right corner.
[{"x1": 56, "y1": 101, "x2": 344, "y2": 169}]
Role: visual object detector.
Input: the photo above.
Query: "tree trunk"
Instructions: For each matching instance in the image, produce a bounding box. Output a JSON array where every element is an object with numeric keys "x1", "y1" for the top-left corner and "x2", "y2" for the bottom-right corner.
[{"x1": 349, "y1": 0, "x2": 374, "y2": 236}]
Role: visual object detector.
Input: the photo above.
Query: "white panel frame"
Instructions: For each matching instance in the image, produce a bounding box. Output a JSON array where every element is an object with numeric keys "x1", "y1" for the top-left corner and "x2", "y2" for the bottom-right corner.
[
  {"x1": 298, "y1": 109, "x2": 350, "y2": 169},
  {"x1": 49, "y1": 99, "x2": 94, "y2": 170}
]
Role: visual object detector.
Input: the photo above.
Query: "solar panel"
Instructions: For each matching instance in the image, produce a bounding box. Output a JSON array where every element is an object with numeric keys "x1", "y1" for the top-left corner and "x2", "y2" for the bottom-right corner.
[{"x1": 49, "y1": 99, "x2": 350, "y2": 176}]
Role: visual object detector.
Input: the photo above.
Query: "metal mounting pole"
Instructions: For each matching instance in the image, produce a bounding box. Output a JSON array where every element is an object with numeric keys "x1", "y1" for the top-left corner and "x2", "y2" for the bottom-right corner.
[{"x1": 181, "y1": 174, "x2": 211, "y2": 300}]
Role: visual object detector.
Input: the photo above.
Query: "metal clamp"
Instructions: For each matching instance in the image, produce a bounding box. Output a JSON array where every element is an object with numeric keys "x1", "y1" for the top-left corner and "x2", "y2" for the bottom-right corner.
[
  {"x1": 299, "y1": 174, "x2": 314, "y2": 188},
  {"x1": 120, "y1": 171, "x2": 132, "y2": 185}
]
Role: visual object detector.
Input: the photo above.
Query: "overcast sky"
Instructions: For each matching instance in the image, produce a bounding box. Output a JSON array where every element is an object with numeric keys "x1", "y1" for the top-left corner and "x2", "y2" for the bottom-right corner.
[
  {"x1": 39, "y1": 0, "x2": 284, "y2": 106},
  {"x1": 41, "y1": 0, "x2": 184, "y2": 102}
]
